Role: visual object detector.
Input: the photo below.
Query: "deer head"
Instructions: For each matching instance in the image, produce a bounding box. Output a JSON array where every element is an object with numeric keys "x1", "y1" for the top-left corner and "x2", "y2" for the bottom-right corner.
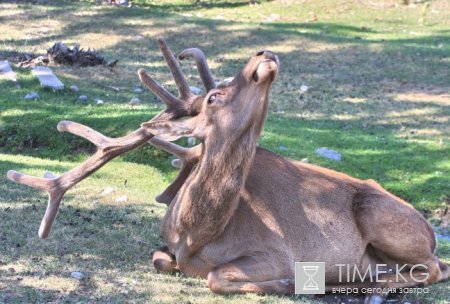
[{"x1": 142, "y1": 50, "x2": 279, "y2": 148}]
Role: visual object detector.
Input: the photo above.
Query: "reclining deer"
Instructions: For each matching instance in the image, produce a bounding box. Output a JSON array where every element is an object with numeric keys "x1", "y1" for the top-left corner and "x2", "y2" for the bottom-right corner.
[{"x1": 7, "y1": 39, "x2": 449, "y2": 303}]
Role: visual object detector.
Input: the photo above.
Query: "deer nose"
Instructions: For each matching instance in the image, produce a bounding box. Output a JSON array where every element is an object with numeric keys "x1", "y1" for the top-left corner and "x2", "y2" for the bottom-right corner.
[{"x1": 256, "y1": 50, "x2": 276, "y2": 61}]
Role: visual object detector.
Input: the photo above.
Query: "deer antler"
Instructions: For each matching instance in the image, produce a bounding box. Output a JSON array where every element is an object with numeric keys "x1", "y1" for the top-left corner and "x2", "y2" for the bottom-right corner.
[
  {"x1": 7, "y1": 123, "x2": 153, "y2": 238},
  {"x1": 147, "y1": 47, "x2": 216, "y2": 205},
  {"x1": 178, "y1": 48, "x2": 216, "y2": 92},
  {"x1": 6, "y1": 38, "x2": 201, "y2": 238}
]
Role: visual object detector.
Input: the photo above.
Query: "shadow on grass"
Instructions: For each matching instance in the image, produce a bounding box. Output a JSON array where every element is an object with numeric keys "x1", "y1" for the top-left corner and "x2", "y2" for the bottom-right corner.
[
  {"x1": 0, "y1": 199, "x2": 162, "y2": 302},
  {"x1": 1, "y1": 2, "x2": 449, "y2": 303}
]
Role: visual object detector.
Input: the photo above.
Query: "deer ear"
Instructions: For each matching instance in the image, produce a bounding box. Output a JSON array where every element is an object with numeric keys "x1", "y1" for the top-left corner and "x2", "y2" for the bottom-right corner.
[{"x1": 141, "y1": 119, "x2": 195, "y2": 142}]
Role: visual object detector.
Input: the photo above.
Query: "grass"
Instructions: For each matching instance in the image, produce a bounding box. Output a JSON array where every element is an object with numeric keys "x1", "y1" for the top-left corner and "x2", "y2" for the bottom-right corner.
[{"x1": 0, "y1": 0, "x2": 449, "y2": 303}]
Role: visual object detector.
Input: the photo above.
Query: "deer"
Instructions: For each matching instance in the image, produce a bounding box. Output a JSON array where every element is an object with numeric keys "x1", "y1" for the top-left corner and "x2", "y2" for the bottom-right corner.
[{"x1": 7, "y1": 39, "x2": 449, "y2": 304}]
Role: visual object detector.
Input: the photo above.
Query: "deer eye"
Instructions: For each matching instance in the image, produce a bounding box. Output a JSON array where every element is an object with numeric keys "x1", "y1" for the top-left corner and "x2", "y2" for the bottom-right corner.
[{"x1": 207, "y1": 93, "x2": 217, "y2": 104}]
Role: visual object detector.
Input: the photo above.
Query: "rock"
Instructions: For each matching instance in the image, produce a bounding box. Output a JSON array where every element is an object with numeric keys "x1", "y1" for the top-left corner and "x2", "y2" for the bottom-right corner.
[
  {"x1": 70, "y1": 271, "x2": 85, "y2": 280},
  {"x1": 32, "y1": 66, "x2": 64, "y2": 90},
  {"x1": 129, "y1": 97, "x2": 141, "y2": 105},
  {"x1": 0, "y1": 60, "x2": 17, "y2": 82},
  {"x1": 171, "y1": 159, "x2": 182, "y2": 169},
  {"x1": 134, "y1": 35, "x2": 143, "y2": 41},
  {"x1": 43, "y1": 171, "x2": 56, "y2": 178},
  {"x1": 278, "y1": 145, "x2": 288, "y2": 151},
  {"x1": 100, "y1": 187, "x2": 115, "y2": 196},
  {"x1": 187, "y1": 137, "x2": 196, "y2": 146},
  {"x1": 115, "y1": 195, "x2": 128, "y2": 203},
  {"x1": 79, "y1": 95, "x2": 88, "y2": 101},
  {"x1": 315, "y1": 147, "x2": 342, "y2": 161},
  {"x1": 133, "y1": 87, "x2": 142, "y2": 94},
  {"x1": 189, "y1": 86, "x2": 203, "y2": 95},
  {"x1": 95, "y1": 99, "x2": 104, "y2": 105},
  {"x1": 366, "y1": 295, "x2": 384, "y2": 304},
  {"x1": 301, "y1": 158, "x2": 308, "y2": 163},
  {"x1": 265, "y1": 14, "x2": 280, "y2": 22},
  {"x1": 215, "y1": 55, "x2": 225, "y2": 62},
  {"x1": 70, "y1": 85, "x2": 79, "y2": 92},
  {"x1": 24, "y1": 92, "x2": 40, "y2": 100},
  {"x1": 300, "y1": 85, "x2": 309, "y2": 93}
]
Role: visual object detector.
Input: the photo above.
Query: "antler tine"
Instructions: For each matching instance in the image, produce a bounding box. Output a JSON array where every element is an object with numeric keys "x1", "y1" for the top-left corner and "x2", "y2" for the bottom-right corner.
[
  {"x1": 148, "y1": 137, "x2": 201, "y2": 205},
  {"x1": 149, "y1": 137, "x2": 192, "y2": 159},
  {"x1": 7, "y1": 169, "x2": 65, "y2": 238},
  {"x1": 138, "y1": 68, "x2": 180, "y2": 107},
  {"x1": 7, "y1": 121, "x2": 155, "y2": 238},
  {"x1": 157, "y1": 38, "x2": 192, "y2": 100},
  {"x1": 178, "y1": 48, "x2": 216, "y2": 92}
]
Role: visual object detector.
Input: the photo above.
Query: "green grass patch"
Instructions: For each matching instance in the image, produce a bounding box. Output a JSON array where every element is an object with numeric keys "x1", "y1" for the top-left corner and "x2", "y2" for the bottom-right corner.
[{"x1": 1, "y1": 0, "x2": 449, "y2": 303}]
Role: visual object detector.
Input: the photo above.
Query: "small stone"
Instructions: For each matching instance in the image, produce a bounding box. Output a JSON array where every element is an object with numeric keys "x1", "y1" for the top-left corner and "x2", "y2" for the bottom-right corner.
[
  {"x1": 0, "y1": 60, "x2": 17, "y2": 82},
  {"x1": 366, "y1": 296, "x2": 383, "y2": 304},
  {"x1": 115, "y1": 196, "x2": 128, "y2": 203},
  {"x1": 189, "y1": 86, "x2": 202, "y2": 95},
  {"x1": 265, "y1": 14, "x2": 280, "y2": 22},
  {"x1": 133, "y1": 87, "x2": 142, "y2": 93},
  {"x1": 70, "y1": 85, "x2": 79, "y2": 92},
  {"x1": 32, "y1": 66, "x2": 64, "y2": 90},
  {"x1": 315, "y1": 147, "x2": 342, "y2": 161},
  {"x1": 300, "y1": 85, "x2": 309, "y2": 93},
  {"x1": 70, "y1": 271, "x2": 85, "y2": 280},
  {"x1": 171, "y1": 159, "x2": 182, "y2": 169},
  {"x1": 187, "y1": 137, "x2": 196, "y2": 146},
  {"x1": 100, "y1": 187, "x2": 115, "y2": 196},
  {"x1": 134, "y1": 35, "x2": 143, "y2": 41},
  {"x1": 79, "y1": 95, "x2": 88, "y2": 101},
  {"x1": 278, "y1": 145, "x2": 288, "y2": 151},
  {"x1": 301, "y1": 158, "x2": 308, "y2": 162},
  {"x1": 24, "y1": 92, "x2": 39, "y2": 100},
  {"x1": 8, "y1": 267, "x2": 15, "y2": 273},
  {"x1": 129, "y1": 97, "x2": 141, "y2": 105},
  {"x1": 215, "y1": 55, "x2": 225, "y2": 62},
  {"x1": 43, "y1": 171, "x2": 56, "y2": 178},
  {"x1": 95, "y1": 99, "x2": 104, "y2": 105}
]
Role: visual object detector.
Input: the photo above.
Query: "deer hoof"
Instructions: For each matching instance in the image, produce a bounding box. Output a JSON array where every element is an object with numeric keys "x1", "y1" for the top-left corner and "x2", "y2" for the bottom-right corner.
[{"x1": 152, "y1": 249, "x2": 179, "y2": 273}]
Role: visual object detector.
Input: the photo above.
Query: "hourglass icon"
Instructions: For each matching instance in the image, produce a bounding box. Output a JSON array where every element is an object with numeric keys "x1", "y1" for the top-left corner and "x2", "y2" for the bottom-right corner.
[{"x1": 302, "y1": 265, "x2": 319, "y2": 291}]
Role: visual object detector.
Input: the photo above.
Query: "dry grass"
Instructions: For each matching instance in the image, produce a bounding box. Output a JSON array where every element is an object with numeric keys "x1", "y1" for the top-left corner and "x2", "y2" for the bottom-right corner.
[{"x1": 1, "y1": 0, "x2": 449, "y2": 303}]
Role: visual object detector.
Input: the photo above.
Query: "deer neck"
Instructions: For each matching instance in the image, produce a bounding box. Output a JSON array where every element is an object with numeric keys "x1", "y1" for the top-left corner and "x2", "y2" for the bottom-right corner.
[{"x1": 171, "y1": 126, "x2": 259, "y2": 251}]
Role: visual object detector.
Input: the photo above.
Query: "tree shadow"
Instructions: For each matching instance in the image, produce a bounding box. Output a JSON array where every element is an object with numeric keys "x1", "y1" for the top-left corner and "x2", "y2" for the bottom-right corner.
[{"x1": 1, "y1": 3, "x2": 449, "y2": 301}]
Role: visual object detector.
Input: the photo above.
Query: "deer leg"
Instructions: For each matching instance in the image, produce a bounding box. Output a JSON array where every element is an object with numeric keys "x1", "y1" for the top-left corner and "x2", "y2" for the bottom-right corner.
[
  {"x1": 353, "y1": 192, "x2": 450, "y2": 293},
  {"x1": 152, "y1": 246, "x2": 179, "y2": 273},
  {"x1": 206, "y1": 256, "x2": 294, "y2": 295}
]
